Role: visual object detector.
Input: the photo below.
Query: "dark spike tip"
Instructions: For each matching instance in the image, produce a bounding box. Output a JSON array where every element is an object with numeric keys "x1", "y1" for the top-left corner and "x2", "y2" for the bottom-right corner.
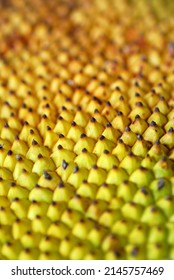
[
  {"x1": 62, "y1": 159, "x2": 68, "y2": 170},
  {"x1": 99, "y1": 135, "x2": 105, "y2": 141},
  {"x1": 136, "y1": 101, "x2": 143, "y2": 107},
  {"x1": 16, "y1": 155, "x2": 22, "y2": 161},
  {"x1": 58, "y1": 182, "x2": 64, "y2": 188},
  {"x1": 155, "y1": 139, "x2": 160, "y2": 145},
  {"x1": 131, "y1": 247, "x2": 139, "y2": 257},
  {"x1": 90, "y1": 117, "x2": 96, "y2": 123},
  {"x1": 106, "y1": 101, "x2": 111, "y2": 106},
  {"x1": 125, "y1": 126, "x2": 130, "y2": 132},
  {"x1": 137, "y1": 134, "x2": 143, "y2": 140},
  {"x1": 161, "y1": 156, "x2": 167, "y2": 162},
  {"x1": 30, "y1": 129, "x2": 34, "y2": 135},
  {"x1": 119, "y1": 96, "x2": 124, "y2": 101},
  {"x1": 38, "y1": 153, "x2": 43, "y2": 159},
  {"x1": 92, "y1": 164, "x2": 98, "y2": 169},
  {"x1": 168, "y1": 127, "x2": 174, "y2": 133},
  {"x1": 135, "y1": 114, "x2": 140, "y2": 119},
  {"x1": 117, "y1": 111, "x2": 123, "y2": 116},
  {"x1": 71, "y1": 121, "x2": 76, "y2": 127},
  {"x1": 4, "y1": 122, "x2": 9, "y2": 128},
  {"x1": 139, "y1": 166, "x2": 146, "y2": 171},
  {"x1": 80, "y1": 133, "x2": 86, "y2": 138},
  {"x1": 154, "y1": 107, "x2": 160, "y2": 112},
  {"x1": 12, "y1": 197, "x2": 19, "y2": 202},
  {"x1": 106, "y1": 122, "x2": 112, "y2": 128},
  {"x1": 58, "y1": 145, "x2": 63, "y2": 150},
  {"x1": 58, "y1": 133, "x2": 64, "y2": 138},
  {"x1": 73, "y1": 166, "x2": 79, "y2": 173},
  {"x1": 150, "y1": 206, "x2": 158, "y2": 213},
  {"x1": 43, "y1": 171, "x2": 52, "y2": 180},
  {"x1": 7, "y1": 150, "x2": 13, "y2": 156},
  {"x1": 32, "y1": 139, "x2": 38, "y2": 145},
  {"x1": 158, "y1": 178, "x2": 164, "y2": 190},
  {"x1": 150, "y1": 121, "x2": 157, "y2": 127},
  {"x1": 23, "y1": 121, "x2": 29, "y2": 126},
  {"x1": 51, "y1": 201, "x2": 57, "y2": 206},
  {"x1": 141, "y1": 187, "x2": 148, "y2": 195},
  {"x1": 118, "y1": 138, "x2": 123, "y2": 144}
]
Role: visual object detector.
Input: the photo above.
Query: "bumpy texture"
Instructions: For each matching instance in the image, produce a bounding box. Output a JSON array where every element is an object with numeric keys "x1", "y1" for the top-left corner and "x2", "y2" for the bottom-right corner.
[{"x1": 0, "y1": 0, "x2": 174, "y2": 260}]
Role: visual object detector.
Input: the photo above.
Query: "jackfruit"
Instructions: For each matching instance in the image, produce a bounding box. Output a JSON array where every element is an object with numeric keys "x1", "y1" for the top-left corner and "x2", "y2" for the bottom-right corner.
[{"x1": 0, "y1": 0, "x2": 174, "y2": 260}]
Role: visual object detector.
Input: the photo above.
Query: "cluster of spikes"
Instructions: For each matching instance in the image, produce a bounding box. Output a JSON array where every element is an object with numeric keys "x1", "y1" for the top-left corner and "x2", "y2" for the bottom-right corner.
[{"x1": 0, "y1": 0, "x2": 174, "y2": 260}]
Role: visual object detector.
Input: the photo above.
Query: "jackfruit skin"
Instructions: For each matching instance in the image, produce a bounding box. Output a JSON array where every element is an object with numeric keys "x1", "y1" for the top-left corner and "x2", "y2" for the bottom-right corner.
[{"x1": 0, "y1": 0, "x2": 174, "y2": 260}]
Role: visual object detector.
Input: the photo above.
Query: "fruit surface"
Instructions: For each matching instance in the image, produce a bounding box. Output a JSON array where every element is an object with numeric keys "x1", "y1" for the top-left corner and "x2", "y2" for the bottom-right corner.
[{"x1": 0, "y1": 0, "x2": 174, "y2": 260}]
